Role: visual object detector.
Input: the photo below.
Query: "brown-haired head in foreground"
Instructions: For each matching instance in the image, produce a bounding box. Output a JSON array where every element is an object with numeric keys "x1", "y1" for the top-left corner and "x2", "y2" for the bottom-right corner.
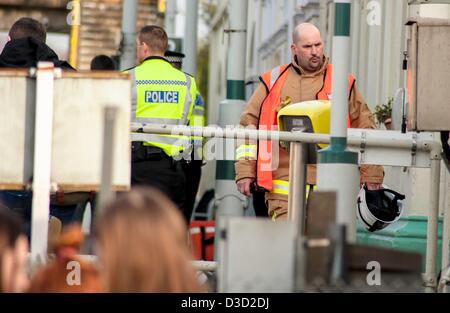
[
  {"x1": 27, "y1": 223, "x2": 103, "y2": 292},
  {"x1": 95, "y1": 187, "x2": 203, "y2": 292},
  {"x1": 9, "y1": 17, "x2": 46, "y2": 43}
]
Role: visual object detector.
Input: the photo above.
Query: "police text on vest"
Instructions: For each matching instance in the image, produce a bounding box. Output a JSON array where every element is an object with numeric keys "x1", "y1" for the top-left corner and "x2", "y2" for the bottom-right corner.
[{"x1": 145, "y1": 91, "x2": 179, "y2": 103}]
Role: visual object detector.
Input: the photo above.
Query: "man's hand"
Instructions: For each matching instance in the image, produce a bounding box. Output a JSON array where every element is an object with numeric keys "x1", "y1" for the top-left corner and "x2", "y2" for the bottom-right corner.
[
  {"x1": 236, "y1": 178, "x2": 255, "y2": 197},
  {"x1": 366, "y1": 183, "x2": 382, "y2": 190}
]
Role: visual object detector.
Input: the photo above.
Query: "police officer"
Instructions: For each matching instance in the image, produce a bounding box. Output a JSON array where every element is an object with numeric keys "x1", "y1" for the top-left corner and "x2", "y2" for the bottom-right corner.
[
  {"x1": 127, "y1": 25, "x2": 198, "y2": 218},
  {"x1": 165, "y1": 50, "x2": 205, "y2": 222}
]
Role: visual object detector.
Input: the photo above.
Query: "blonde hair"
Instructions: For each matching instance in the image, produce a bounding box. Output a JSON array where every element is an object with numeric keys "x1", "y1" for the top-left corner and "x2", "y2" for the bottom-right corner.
[{"x1": 95, "y1": 187, "x2": 203, "y2": 292}]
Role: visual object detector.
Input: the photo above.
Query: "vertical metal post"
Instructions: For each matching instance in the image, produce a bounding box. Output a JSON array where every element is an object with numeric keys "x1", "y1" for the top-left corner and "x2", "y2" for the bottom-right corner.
[
  {"x1": 288, "y1": 138, "x2": 308, "y2": 292},
  {"x1": 96, "y1": 106, "x2": 118, "y2": 215},
  {"x1": 329, "y1": 224, "x2": 347, "y2": 285},
  {"x1": 184, "y1": 0, "x2": 198, "y2": 75},
  {"x1": 164, "y1": 0, "x2": 177, "y2": 37},
  {"x1": 442, "y1": 169, "x2": 450, "y2": 293},
  {"x1": 288, "y1": 141, "x2": 307, "y2": 236},
  {"x1": 120, "y1": 0, "x2": 138, "y2": 70},
  {"x1": 31, "y1": 62, "x2": 56, "y2": 264},
  {"x1": 425, "y1": 157, "x2": 441, "y2": 292},
  {"x1": 317, "y1": 0, "x2": 359, "y2": 242},
  {"x1": 214, "y1": 0, "x2": 248, "y2": 261}
]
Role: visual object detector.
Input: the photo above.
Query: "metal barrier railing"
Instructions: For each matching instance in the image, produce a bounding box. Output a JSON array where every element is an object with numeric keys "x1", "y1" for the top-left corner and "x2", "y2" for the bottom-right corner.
[{"x1": 130, "y1": 123, "x2": 444, "y2": 292}]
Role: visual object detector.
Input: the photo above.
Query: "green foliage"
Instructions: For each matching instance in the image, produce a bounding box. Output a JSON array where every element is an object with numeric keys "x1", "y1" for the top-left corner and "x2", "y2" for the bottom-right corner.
[{"x1": 374, "y1": 97, "x2": 393, "y2": 125}]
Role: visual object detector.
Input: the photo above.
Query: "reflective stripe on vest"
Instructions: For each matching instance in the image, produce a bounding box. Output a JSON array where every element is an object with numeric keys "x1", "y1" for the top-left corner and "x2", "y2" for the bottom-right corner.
[
  {"x1": 257, "y1": 64, "x2": 291, "y2": 190},
  {"x1": 257, "y1": 63, "x2": 355, "y2": 191},
  {"x1": 270, "y1": 66, "x2": 281, "y2": 89},
  {"x1": 316, "y1": 64, "x2": 355, "y2": 128}
]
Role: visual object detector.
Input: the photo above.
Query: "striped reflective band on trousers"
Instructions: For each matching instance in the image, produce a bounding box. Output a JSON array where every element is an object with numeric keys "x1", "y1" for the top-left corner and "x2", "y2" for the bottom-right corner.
[
  {"x1": 129, "y1": 69, "x2": 193, "y2": 126},
  {"x1": 272, "y1": 180, "x2": 289, "y2": 195},
  {"x1": 271, "y1": 180, "x2": 317, "y2": 196},
  {"x1": 235, "y1": 144, "x2": 257, "y2": 160}
]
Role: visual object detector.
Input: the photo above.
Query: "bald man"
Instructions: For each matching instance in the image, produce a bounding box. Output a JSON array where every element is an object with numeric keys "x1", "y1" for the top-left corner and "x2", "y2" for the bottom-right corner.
[{"x1": 235, "y1": 23, "x2": 384, "y2": 221}]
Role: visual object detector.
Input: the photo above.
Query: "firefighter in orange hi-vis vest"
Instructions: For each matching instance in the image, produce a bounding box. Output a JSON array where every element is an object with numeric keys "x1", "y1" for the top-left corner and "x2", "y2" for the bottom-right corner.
[{"x1": 235, "y1": 23, "x2": 384, "y2": 221}]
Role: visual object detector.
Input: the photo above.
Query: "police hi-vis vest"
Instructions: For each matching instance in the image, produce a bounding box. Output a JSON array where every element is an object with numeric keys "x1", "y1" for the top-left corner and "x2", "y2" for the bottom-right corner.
[{"x1": 128, "y1": 57, "x2": 198, "y2": 157}]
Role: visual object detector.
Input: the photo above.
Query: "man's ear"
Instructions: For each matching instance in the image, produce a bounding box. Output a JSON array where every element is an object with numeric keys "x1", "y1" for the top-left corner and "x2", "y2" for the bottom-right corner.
[
  {"x1": 143, "y1": 42, "x2": 151, "y2": 55},
  {"x1": 7, "y1": 35, "x2": 11, "y2": 42},
  {"x1": 290, "y1": 44, "x2": 297, "y2": 58}
]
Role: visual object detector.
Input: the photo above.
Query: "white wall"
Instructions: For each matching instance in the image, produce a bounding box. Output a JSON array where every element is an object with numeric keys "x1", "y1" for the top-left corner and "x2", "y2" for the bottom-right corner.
[{"x1": 320, "y1": 0, "x2": 408, "y2": 110}]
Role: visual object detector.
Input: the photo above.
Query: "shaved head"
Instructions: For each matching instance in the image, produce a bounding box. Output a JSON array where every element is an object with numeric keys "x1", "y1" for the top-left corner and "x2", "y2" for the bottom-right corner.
[
  {"x1": 292, "y1": 23, "x2": 321, "y2": 44},
  {"x1": 291, "y1": 23, "x2": 324, "y2": 73}
]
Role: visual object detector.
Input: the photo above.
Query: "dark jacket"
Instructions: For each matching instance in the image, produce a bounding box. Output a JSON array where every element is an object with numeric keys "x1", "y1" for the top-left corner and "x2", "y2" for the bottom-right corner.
[{"x1": 0, "y1": 37, "x2": 75, "y2": 70}]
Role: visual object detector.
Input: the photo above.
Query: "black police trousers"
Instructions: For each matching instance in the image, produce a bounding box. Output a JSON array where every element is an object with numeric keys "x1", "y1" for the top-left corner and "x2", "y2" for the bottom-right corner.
[{"x1": 131, "y1": 143, "x2": 186, "y2": 219}]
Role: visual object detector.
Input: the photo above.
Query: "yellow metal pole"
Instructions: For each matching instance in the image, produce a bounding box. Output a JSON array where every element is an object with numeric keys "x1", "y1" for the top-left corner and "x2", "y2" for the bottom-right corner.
[{"x1": 69, "y1": 0, "x2": 80, "y2": 69}]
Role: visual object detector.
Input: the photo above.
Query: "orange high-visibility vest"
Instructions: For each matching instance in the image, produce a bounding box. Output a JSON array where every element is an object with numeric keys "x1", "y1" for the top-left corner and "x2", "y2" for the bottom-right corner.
[{"x1": 257, "y1": 63, "x2": 355, "y2": 191}]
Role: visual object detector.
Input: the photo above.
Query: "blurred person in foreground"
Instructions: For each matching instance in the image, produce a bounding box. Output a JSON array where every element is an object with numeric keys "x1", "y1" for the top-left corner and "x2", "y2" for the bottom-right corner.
[
  {"x1": 0, "y1": 205, "x2": 24, "y2": 292},
  {"x1": 1, "y1": 223, "x2": 103, "y2": 293},
  {"x1": 27, "y1": 223, "x2": 103, "y2": 292},
  {"x1": 95, "y1": 187, "x2": 204, "y2": 292}
]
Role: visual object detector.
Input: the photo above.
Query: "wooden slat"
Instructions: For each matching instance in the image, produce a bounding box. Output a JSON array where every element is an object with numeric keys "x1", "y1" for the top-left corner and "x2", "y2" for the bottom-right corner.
[
  {"x1": 0, "y1": 0, "x2": 66, "y2": 8},
  {"x1": 305, "y1": 191, "x2": 337, "y2": 238},
  {"x1": 60, "y1": 71, "x2": 129, "y2": 79},
  {"x1": 305, "y1": 191, "x2": 336, "y2": 283},
  {"x1": 347, "y1": 244, "x2": 422, "y2": 273},
  {"x1": 53, "y1": 184, "x2": 130, "y2": 192}
]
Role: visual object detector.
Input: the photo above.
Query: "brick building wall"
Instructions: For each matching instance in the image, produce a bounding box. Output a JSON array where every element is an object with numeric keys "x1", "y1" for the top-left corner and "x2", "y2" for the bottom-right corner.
[
  {"x1": 76, "y1": 0, "x2": 163, "y2": 70},
  {"x1": 0, "y1": 0, "x2": 163, "y2": 70}
]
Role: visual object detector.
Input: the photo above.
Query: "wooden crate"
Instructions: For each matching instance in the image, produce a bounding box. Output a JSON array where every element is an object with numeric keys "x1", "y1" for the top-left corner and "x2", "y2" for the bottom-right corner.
[
  {"x1": 0, "y1": 69, "x2": 35, "y2": 189},
  {"x1": 0, "y1": 69, "x2": 131, "y2": 191}
]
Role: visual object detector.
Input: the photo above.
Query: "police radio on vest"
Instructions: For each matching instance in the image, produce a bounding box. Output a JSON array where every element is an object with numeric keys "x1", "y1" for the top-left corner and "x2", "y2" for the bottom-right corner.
[{"x1": 145, "y1": 91, "x2": 179, "y2": 103}]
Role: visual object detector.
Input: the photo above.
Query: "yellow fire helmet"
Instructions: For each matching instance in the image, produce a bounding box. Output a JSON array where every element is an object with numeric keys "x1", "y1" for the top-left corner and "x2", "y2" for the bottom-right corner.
[{"x1": 277, "y1": 100, "x2": 331, "y2": 149}]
